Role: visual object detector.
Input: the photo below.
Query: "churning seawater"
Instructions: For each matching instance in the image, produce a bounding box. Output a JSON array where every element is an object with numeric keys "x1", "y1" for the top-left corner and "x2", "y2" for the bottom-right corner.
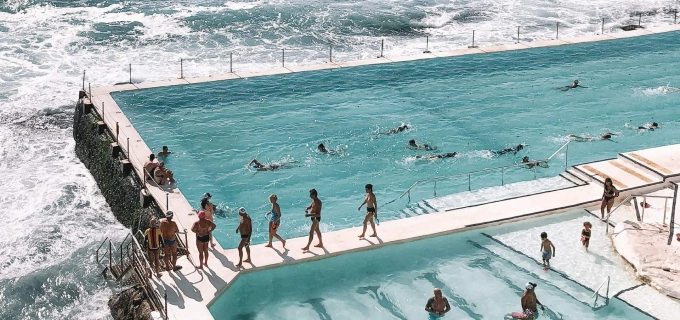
[{"x1": 1, "y1": 0, "x2": 678, "y2": 318}]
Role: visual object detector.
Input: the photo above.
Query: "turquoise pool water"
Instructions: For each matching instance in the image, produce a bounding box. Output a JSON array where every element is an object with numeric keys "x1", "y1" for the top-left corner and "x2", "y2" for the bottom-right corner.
[
  {"x1": 208, "y1": 212, "x2": 653, "y2": 319},
  {"x1": 113, "y1": 31, "x2": 680, "y2": 247}
]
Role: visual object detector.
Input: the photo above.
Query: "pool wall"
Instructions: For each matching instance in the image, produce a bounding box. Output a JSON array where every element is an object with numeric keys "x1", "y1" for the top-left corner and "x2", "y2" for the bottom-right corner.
[{"x1": 77, "y1": 24, "x2": 680, "y2": 320}]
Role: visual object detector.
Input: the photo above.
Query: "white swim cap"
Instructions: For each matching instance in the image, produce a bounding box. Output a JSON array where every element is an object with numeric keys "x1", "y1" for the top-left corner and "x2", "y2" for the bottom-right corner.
[
  {"x1": 238, "y1": 207, "x2": 246, "y2": 214},
  {"x1": 526, "y1": 282, "x2": 537, "y2": 290}
]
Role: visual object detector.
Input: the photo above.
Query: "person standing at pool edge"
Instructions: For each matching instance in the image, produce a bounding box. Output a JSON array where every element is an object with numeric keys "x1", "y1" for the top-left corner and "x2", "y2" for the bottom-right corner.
[
  {"x1": 160, "y1": 211, "x2": 182, "y2": 272},
  {"x1": 192, "y1": 210, "x2": 216, "y2": 269},
  {"x1": 200, "y1": 193, "x2": 217, "y2": 248},
  {"x1": 265, "y1": 194, "x2": 286, "y2": 248},
  {"x1": 302, "y1": 189, "x2": 323, "y2": 251},
  {"x1": 358, "y1": 184, "x2": 378, "y2": 238},
  {"x1": 144, "y1": 218, "x2": 164, "y2": 278},
  {"x1": 235, "y1": 207, "x2": 252, "y2": 267},
  {"x1": 601, "y1": 177, "x2": 619, "y2": 219}
]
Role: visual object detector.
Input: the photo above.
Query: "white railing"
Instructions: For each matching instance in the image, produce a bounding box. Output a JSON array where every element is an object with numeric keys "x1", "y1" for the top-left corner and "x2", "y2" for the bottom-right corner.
[
  {"x1": 391, "y1": 140, "x2": 571, "y2": 204},
  {"x1": 592, "y1": 276, "x2": 610, "y2": 300}
]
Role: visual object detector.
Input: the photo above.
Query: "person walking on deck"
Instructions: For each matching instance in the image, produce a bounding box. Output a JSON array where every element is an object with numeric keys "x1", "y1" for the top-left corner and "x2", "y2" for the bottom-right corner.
[
  {"x1": 358, "y1": 184, "x2": 378, "y2": 239},
  {"x1": 265, "y1": 194, "x2": 286, "y2": 248},
  {"x1": 192, "y1": 211, "x2": 216, "y2": 269},
  {"x1": 302, "y1": 189, "x2": 323, "y2": 250},
  {"x1": 235, "y1": 207, "x2": 252, "y2": 267},
  {"x1": 600, "y1": 177, "x2": 619, "y2": 219}
]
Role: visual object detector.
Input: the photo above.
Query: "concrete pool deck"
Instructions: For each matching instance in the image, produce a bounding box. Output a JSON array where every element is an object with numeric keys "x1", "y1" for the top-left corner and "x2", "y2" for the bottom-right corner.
[{"x1": 82, "y1": 25, "x2": 680, "y2": 320}]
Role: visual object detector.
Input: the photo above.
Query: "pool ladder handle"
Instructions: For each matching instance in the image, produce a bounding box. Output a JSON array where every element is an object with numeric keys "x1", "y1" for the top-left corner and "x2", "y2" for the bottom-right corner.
[
  {"x1": 591, "y1": 276, "x2": 610, "y2": 299},
  {"x1": 396, "y1": 140, "x2": 572, "y2": 204}
]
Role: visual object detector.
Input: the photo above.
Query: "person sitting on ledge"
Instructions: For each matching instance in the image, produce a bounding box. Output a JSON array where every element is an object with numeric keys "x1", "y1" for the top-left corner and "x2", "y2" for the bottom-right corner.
[
  {"x1": 409, "y1": 139, "x2": 433, "y2": 150},
  {"x1": 144, "y1": 154, "x2": 159, "y2": 180},
  {"x1": 154, "y1": 162, "x2": 176, "y2": 185},
  {"x1": 560, "y1": 79, "x2": 587, "y2": 91},
  {"x1": 249, "y1": 159, "x2": 281, "y2": 171},
  {"x1": 157, "y1": 145, "x2": 172, "y2": 158}
]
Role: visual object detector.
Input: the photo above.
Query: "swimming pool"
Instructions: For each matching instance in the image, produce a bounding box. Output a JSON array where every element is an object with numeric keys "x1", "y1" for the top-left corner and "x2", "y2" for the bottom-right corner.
[
  {"x1": 208, "y1": 211, "x2": 653, "y2": 319},
  {"x1": 113, "y1": 31, "x2": 680, "y2": 247}
]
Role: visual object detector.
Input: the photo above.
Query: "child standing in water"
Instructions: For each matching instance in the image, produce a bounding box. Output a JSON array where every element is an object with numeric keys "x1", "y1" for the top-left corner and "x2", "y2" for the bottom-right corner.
[
  {"x1": 540, "y1": 232, "x2": 556, "y2": 271},
  {"x1": 581, "y1": 221, "x2": 592, "y2": 251}
]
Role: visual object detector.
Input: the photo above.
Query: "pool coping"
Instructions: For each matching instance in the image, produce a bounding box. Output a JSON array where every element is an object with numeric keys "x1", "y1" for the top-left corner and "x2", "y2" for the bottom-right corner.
[{"x1": 81, "y1": 24, "x2": 680, "y2": 320}]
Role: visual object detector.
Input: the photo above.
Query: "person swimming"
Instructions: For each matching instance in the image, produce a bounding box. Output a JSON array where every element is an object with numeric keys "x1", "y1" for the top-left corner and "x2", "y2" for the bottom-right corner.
[
  {"x1": 318, "y1": 143, "x2": 329, "y2": 153},
  {"x1": 416, "y1": 152, "x2": 457, "y2": 160},
  {"x1": 380, "y1": 124, "x2": 409, "y2": 135},
  {"x1": 522, "y1": 156, "x2": 548, "y2": 169},
  {"x1": 568, "y1": 133, "x2": 616, "y2": 142},
  {"x1": 637, "y1": 122, "x2": 659, "y2": 131},
  {"x1": 248, "y1": 159, "x2": 281, "y2": 171},
  {"x1": 493, "y1": 144, "x2": 524, "y2": 155},
  {"x1": 408, "y1": 139, "x2": 434, "y2": 150},
  {"x1": 560, "y1": 79, "x2": 587, "y2": 91}
]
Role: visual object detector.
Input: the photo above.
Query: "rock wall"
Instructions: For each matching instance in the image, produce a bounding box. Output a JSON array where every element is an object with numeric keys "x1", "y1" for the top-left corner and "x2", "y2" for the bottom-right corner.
[
  {"x1": 612, "y1": 220, "x2": 680, "y2": 299},
  {"x1": 108, "y1": 285, "x2": 154, "y2": 320},
  {"x1": 73, "y1": 97, "x2": 161, "y2": 232}
]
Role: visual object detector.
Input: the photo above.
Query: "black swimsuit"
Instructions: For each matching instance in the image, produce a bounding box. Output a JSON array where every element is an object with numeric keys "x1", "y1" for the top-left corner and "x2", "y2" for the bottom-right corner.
[
  {"x1": 367, "y1": 207, "x2": 376, "y2": 213},
  {"x1": 581, "y1": 229, "x2": 591, "y2": 243},
  {"x1": 603, "y1": 185, "x2": 617, "y2": 201},
  {"x1": 197, "y1": 234, "x2": 210, "y2": 243}
]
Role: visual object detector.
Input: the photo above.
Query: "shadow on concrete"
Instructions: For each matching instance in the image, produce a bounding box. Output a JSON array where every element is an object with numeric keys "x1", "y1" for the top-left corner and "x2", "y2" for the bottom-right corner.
[
  {"x1": 212, "y1": 249, "x2": 239, "y2": 272},
  {"x1": 169, "y1": 271, "x2": 203, "y2": 302},
  {"x1": 154, "y1": 279, "x2": 185, "y2": 309},
  {"x1": 204, "y1": 268, "x2": 227, "y2": 290}
]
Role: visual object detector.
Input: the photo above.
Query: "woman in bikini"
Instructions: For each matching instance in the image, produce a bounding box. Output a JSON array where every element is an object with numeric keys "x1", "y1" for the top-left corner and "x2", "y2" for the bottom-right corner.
[{"x1": 600, "y1": 177, "x2": 619, "y2": 219}]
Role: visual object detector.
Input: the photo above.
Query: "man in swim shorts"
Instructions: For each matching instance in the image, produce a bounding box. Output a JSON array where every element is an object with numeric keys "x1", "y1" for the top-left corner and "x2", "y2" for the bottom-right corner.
[
  {"x1": 192, "y1": 210, "x2": 216, "y2": 269},
  {"x1": 358, "y1": 184, "x2": 378, "y2": 238},
  {"x1": 425, "y1": 288, "x2": 451, "y2": 317},
  {"x1": 160, "y1": 211, "x2": 182, "y2": 272},
  {"x1": 521, "y1": 282, "x2": 544, "y2": 319},
  {"x1": 143, "y1": 154, "x2": 159, "y2": 180},
  {"x1": 235, "y1": 207, "x2": 252, "y2": 267},
  {"x1": 540, "y1": 232, "x2": 556, "y2": 269},
  {"x1": 302, "y1": 189, "x2": 324, "y2": 250},
  {"x1": 144, "y1": 218, "x2": 164, "y2": 278}
]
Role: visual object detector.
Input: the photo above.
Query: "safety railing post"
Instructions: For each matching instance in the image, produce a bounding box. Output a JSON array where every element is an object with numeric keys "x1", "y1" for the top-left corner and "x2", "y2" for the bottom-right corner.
[
  {"x1": 501, "y1": 167, "x2": 505, "y2": 186},
  {"x1": 88, "y1": 82, "x2": 91, "y2": 99},
  {"x1": 642, "y1": 196, "x2": 647, "y2": 222},
  {"x1": 102, "y1": 102, "x2": 105, "y2": 121},
  {"x1": 127, "y1": 137, "x2": 130, "y2": 156},
  {"x1": 184, "y1": 229, "x2": 188, "y2": 254},
  {"x1": 434, "y1": 180, "x2": 437, "y2": 197},
  {"x1": 470, "y1": 30, "x2": 477, "y2": 48},
  {"x1": 180, "y1": 59, "x2": 183, "y2": 79},
  {"x1": 407, "y1": 190, "x2": 411, "y2": 203},
  {"x1": 638, "y1": 13, "x2": 642, "y2": 27},
  {"x1": 424, "y1": 36, "x2": 431, "y2": 53},
  {"x1": 129, "y1": 63, "x2": 132, "y2": 84},
  {"x1": 517, "y1": 26, "x2": 520, "y2": 43},
  {"x1": 108, "y1": 241, "x2": 112, "y2": 270},
  {"x1": 675, "y1": 10, "x2": 677, "y2": 24},
  {"x1": 668, "y1": 183, "x2": 677, "y2": 245},
  {"x1": 82, "y1": 70, "x2": 86, "y2": 90},
  {"x1": 329, "y1": 44, "x2": 333, "y2": 62},
  {"x1": 378, "y1": 39, "x2": 384, "y2": 58},
  {"x1": 281, "y1": 48, "x2": 285, "y2": 68},
  {"x1": 663, "y1": 198, "x2": 668, "y2": 225},
  {"x1": 230, "y1": 53, "x2": 233, "y2": 73},
  {"x1": 565, "y1": 143, "x2": 569, "y2": 169},
  {"x1": 533, "y1": 165, "x2": 537, "y2": 179},
  {"x1": 115, "y1": 122, "x2": 119, "y2": 142},
  {"x1": 556, "y1": 22, "x2": 559, "y2": 39},
  {"x1": 119, "y1": 241, "x2": 123, "y2": 266},
  {"x1": 166, "y1": 192, "x2": 169, "y2": 211},
  {"x1": 468, "y1": 173, "x2": 471, "y2": 191},
  {"x1": 602, "y1": 18, "x2": 605, "y2": 34}
]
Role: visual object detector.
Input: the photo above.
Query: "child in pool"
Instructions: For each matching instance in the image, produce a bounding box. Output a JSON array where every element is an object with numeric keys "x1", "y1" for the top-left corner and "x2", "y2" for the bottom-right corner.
[
  {"x1": 540, "y1": 232, "x2": 556, "y2": 271},
  {"x1": 581, "y1": 221, "x2": 592, "y2": 252}
]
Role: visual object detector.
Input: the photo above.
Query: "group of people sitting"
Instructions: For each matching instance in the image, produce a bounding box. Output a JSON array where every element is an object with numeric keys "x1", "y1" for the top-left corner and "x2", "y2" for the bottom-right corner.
[{"x1": 143, "y1": 146, "x2": 175, "y2": 185}]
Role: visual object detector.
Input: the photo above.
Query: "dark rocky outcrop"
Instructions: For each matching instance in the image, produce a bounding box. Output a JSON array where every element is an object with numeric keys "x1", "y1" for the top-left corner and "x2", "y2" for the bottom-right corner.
[{"x1": 108, "y1": 286, "x2": 154, "y2": 320}]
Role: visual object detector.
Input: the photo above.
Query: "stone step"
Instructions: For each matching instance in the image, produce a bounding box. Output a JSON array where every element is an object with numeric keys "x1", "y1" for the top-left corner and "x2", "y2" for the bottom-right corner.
[
  {"x1": 560, "y1": 171, "x2": 587, "y2": 186},
  {"x1": 573, "y1": 159, "x2": 662, "y2": 191}
]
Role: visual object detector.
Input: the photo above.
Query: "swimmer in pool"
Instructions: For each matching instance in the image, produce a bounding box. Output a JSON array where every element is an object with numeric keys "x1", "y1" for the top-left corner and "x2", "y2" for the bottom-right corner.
[
  {"x1": 416, "y1": 152, "x2": 457, "y2": 160},
  {"x1": 493, "y1": 144, "x2": 524, "y2": 155},
  {"x1": 318, "y1": 143, "x2": 329, "y2": 153},
  {"x1": 560, "y1": 79, "x2": 587, "y2": 91},
  {"x1": 568, "y1": 132, "x2": 617, "y2": 142},
  {"x1": 520, "y1": 282, "x2": 544, "y2": 319},
  {"x1": 380, "y1": 124, "x2": 409, "y2": 135},
  {"x1": 408, "y1": 139, "x2": 434, "y2": 150},
  {"x1": 522, "y1": 156, "x2": 548, "y2": 169},
  {"x1": 638, "y1": 122, "x2": 659, "y2": 131},
  {"x1": 249, "y1": 159, "x2": 281, "y2": 171}
]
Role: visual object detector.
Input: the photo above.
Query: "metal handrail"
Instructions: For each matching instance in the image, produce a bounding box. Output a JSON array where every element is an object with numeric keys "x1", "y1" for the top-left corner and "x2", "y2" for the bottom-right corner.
[
  {"x1": 96, "y1": 237, "x2": 110, "y2": 264},
  {"x1": 591, "y1": 276, "x2": 610, "y2": 299},
  {"x1": 605, "y1": 194, "x2": 675, "y2": 232},
  {"x1": 394, "y1": 140, "x2": 572, "y2": 203}
]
